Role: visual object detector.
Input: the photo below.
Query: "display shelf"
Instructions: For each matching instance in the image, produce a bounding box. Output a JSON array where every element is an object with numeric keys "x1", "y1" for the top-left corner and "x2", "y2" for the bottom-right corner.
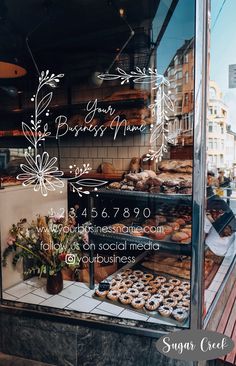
[{"x1": 89, "y1": 232, "x2": 192, "y2": 255}]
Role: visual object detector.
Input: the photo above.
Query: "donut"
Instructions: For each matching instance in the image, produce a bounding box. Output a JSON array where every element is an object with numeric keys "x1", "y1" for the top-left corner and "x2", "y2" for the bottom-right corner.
[
  {"x1": 161, "y1": 283, "x2": 174, "y2": 292},
  {"x1": 182, "y1": 295, "x2": 190, "y2": 303},
  {"x1": 168, "y1": 222, "x2": 180, "y2": 231},
  {"x1": 180, "y1": 228, "x2": 192, "y2": 238},
  {"x1": 131, "y1": 297, "x2": 145, "y2": 309},
  {"x1": 155, "y1": 276, "x2": 166, "y2": 283},
  {"x1": 177, "y1": 301, "x2": 190, "y2": 309},
  {"x1": 107, "y1": 290, "x2": 121, "y2": 301},
  {"x1": 127, "y1": 288, "x2": 139, "y2": 297},
  {"x1": 117, "y1": 284, "x2": 127, "y2": 293},
  {"x1": 186, "y1": 290, "x2": 190, "y2": 297},
  {"x1": 128, "y1": 274, "x2": 138, "y2": 282},
  {"x1": 95, "y1": 289, "x2": 108, "y2": 297},
  {"x1": 133, "y1": 282, "x2": 145, "y2": 291},
  {"x1": 150, "y1": 294, "x2": 164, "y2": 303},
  {"x1": 140, "y1": 279, "x2": 150, "y2": 286},
  {"x1": 163, "y1": 297, "x2": 177, "y2": 307},
  {"x1": 168, "y1": 278, "x2": 181, "y2": 286},
  {"x1": 144, "y1": 285, "x2": 157, "y2": 294},
  {"x1": 158, "y1": 288, "x2": 169, "y2": 297},
  {"x1": 175, "y1": 285, "x2": 188, "y2": 294},
  {"x1": 169, "y1": 291, "x2": 183, "y2": 301},
  {"x1": 161, "y1": 225, "x2": 173, "y2": 235},
  {"x1": 115, "y1": 272, "x2": 128, "y2": 280},
  {"x1": 158, "y1": 305, "x2": 173, "y2": 317},
  {"x1": 123, "y1": 268, "x2": 133, "y2": 275},
  {"x1": 182, "y1": 282, "x2": 190, "y2": 290},
  {"x1": 145, "y1": 298, "x2": 159, "y2": 311},
  {"x1": 119, "y1": 293, "x2": 133, "y2": 305},
  {"x1": 149, "y1": 280, "x2": 162, "y2": 289},
  {"x1": 122, "y1": 279, "x2": 133, "y2": 288},
  {"x1": 138, "y1": 291, "x2": 151, "y2": 300},
  {"x1": 110, "y1": 280, "x2": 121, "y2": 290},
  {"x1": 133, "y1": 270, "x2": 144, "y2": 278},
  {"x1": 142, "y1": 273, "x2": 154, "y2": 281},
  {"x1": 172, "y1": 307, "x2": 188, "y2": 322}
]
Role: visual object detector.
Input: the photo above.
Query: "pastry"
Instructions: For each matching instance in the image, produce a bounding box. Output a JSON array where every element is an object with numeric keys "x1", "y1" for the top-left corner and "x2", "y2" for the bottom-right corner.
[
  {"x1": 95, "y1": 289, "x2": 108, "y2": 297},
  {"x1": 172, "y1": 308, "x2": 188, "y2": 322},
  {"x1": 144, "y1": 285, "x2": 156, "y2": 294},
  {"x1": 180, "y1": 228, "x2": 192, "y2": 237},
  {"x1": 139, "y1": 279, "x2": 150, "y2": 286},
  {"x1": 155, "y1": 276, "x2": 167, "y2": 283},
  {"x1": 115, "y1": 272, "x2": 127, "y2": 280},
  {"x1": 148, "y1": 231, "x2": 166, "y2": 240},
  {"x1": 182, "y1": 282, "x2": 190, "y2": 290},
  {"x1": 154, "y1": 215, "x2": 167, "y2": 223},
  {"x1": 175, "y1": 285, "x2": 188, "y2": 294},
  {"x1": 175, "y1": 218, "x2": 186, "y2": 226},
  {"x1": 177, "y1": 301, "x2": 190, "y2": 309},
  {"x1": 171, "y1": 232, "x2": 189, "y2": 242},
  {"x1": 158, "y1": 305, "x2": 173, "y2": 317},
  {"x1": 123, "y1": 269, "x2": 133, "y2": 275},
  {"x1": 161, "y1": 283, "x2": 174, "y2": 292},
  {"x1": 111, "y1": 223, "x2": 127, "y2": 234},
  {"x1": 151, "y1": 294, "x2": 164, "y2": 303},
  {"x1": 161, "y1": 225, "x2": 173, "y2": 235},
  {"x1": 142, "y1": 273, "x2": 154, "y2": 281},
  {"x1": 107, "y1": 290, "x2": 121, "y2": 301},
  {"x1": 131, "y1": 228, "x2": 144, "y2": 237},
  {"x1": 182, "y1": 294, "x2": 190, "y2": 303},
  {"x1": 110, "y1": 280, "x2": 121, "y2": 289},
  {"x1": 158, "y1": 288, "x2": 169, "y2": 297},
  {"x1": 131, "y1": 297, "x2": 145, "y2": 309},
  {"x1": 163, "y1": 297, "x2": 177, "y2": 307},
  {"x1": 109, "y1": 182, "x2": 121, "y2": 189},
  {"x1": 138, "y1": 291, "x2": 151, "y2": 300},
  {"x1": 117, "y1": 284, "x2": 127, "y2": 293},
  {"x1": 145, "y1": 298, "x2": 159, "y2": 311},
  {"x1": 168, "y1": 278, "x2": 181, "y2": 286},
  {"x1": 149, "y1": 280, "x2": 162, "y2": 289},
  {"x1": 119, "y1": 293, "x2": 133, "y2": 305},
  {"x1": 168, "y1": 222, "x2": 180, "y2": 231},
  {"x1": 127, "y1": 288, "x2": 139, "y2": 297},
  {"x1": 133, "y1": 270, "x2": 144, "y2": 278},
  {"x1": 122, "y1": 279, "x2": 133, "y2": 288},
  {"x1": 133, "y1": 282, "x2": 145, "y2": 291},
  {"x1": 169, "y1": 291, "x2": 183, "y2": 301},
  {"x1": 128, "y1": 274, "x2": 138, "y2": 282}
]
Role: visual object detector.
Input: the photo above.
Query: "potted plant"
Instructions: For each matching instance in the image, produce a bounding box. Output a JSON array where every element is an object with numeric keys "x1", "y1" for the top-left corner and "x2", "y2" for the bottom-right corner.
[{"x1": 2, "y1": 213, "x2": 86, "y2": 294}]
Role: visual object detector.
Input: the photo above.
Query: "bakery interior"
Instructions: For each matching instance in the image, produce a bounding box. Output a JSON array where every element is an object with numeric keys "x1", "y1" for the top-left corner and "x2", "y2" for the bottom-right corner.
[{"x1": 0, "y1": 0, "x2": 235, "y2": 333}]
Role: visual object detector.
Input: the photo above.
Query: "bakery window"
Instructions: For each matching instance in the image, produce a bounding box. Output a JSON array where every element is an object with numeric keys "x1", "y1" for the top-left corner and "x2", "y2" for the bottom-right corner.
[{"x1": 1, "y1": 0, "x2": 228, "y2": 337}]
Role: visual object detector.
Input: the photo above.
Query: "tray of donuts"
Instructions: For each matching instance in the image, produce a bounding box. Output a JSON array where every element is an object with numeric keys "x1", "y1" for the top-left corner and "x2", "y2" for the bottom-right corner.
[{"x1": 93, "y1": 268, "x2": 190, "y2": 325}]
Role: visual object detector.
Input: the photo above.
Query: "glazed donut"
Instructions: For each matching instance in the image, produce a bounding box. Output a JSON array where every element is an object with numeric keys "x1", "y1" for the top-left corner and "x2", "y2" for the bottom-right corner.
[
  {"x1": 119, "y1": 293, "x2": 133, "y2": 305},
  {"x1": 155, "y1": 276, "x2": 167, "y2": 283},
  {"x1": 142, "y1": 273, "x2": 154, "y2": 281},
  {"x1": 133, "y1": 270, "x2": 143, "y2": 278},
  {"x1": 131, "y1": 297, "x2": 145, "y2": 309},
  {"x1": 127, "y1": 288, "x2": 139, "y2": 297},
  {"x1": 145, "y1": 298, "x2": 159, "y2": 311},
  {"x1": 186, "y1": 290, "x2": 190, "y2": 297},
  {"x1": 133, "y1": 282, "x2": 145, "y2": 291},
  {"x1": 161, "y1": 283, "x2": 174, "y2": 292},
  {"x1": 168, "y1": 278, "x2": 181, "y2": 287},
  {"x1": 182, "y1": 295, "x2": 190, "y2": 303},
  {"x1": 95, "y1": 289, "x2": 108, "y2": 297},
  {"x1": 122, "y1": 279, "x2": 133, "y2": 288},
  {"x1": 182, "y1": 281, "x2": 190, "y2": 290},
  {"x1": 172, "y1": 307, "x2": 188, "y2": 322},
  {"x1": 175, "y1": 285, "x2": 188, "y2": 294},
  {"x1": 115, "y1": 272, "x2": 127, "y2": 281},
  {"x1": 144, "y1": 285, "x2": 157, "y2": 294},
  {"x1": 149, "y1": 280, "x2": 162, "y2": 289},
  {"x1": 128, "y1": 274, "x2": 139, "y2": 282},
  {"x1": 124, "y1": 268, "x2": 133, "y2": 275},
  {"x1": 117, "y1": 284, "x2": 127, "y2": 294},
  {"x1": 140, "y1": 279, "x2": 150, "y2": 286},
  {"x1": 169, "y1": 291, "x2": 183, "y2": 301},
  {"x1": 163, "y1": 297, "x2": 177, "y2": 308},
  {"x1": 138, "y1": 291, "x2": 151, "y2": 300},
  {"x1": 158, "y1": 305, "x2": 173, "y2": 317},
  {"x1": 107, "y1": 290, "x2": 121, "y2": 301},
  {"x1": 158, "y1": 288, "x2": 169, "y2": 297},
  {"x1": 110, "y1": 280, "x2": 121, "y2": 290},
  {"x1": 150, "y1": 294, "x2": 164, "y2": 303}
]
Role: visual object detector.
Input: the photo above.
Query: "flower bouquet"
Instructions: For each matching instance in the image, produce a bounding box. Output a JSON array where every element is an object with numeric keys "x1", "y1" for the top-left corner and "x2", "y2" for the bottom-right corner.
[{"x1": 2, "y1": 212, "x2": 85, "y2": 294}]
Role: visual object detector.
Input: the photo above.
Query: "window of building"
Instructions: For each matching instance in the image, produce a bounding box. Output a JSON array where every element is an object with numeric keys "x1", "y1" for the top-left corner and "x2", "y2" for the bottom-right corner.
[
  {"x1": 176, "y1": 85, "x2": 182, "y2": 93},
  {"x1": 209, "y1": 121, "x2": 213, "y2": 132},
  {"x1": 221, "y1": 126, "x2": 224, "y2": 134},
  {"x1": 220, "y1": 154, "x2": 224, "y2": 164},
  {"x1": 214, "y1": 138, "x2": 217, "y2": 149},
  {"x1": 185, "y1": 72, "x2": 189, "y2": 84},
  {"x1": 174, "y1": 55, "x2": 180, "y2": 66},
  {"x1": 209, "y1": 138, "x2": 213, "y2": 149},
  {"x1": 184, "y1": 93, "x2": 189, "y2": 106},
  {"x1": 176, "y1": 70, "x2": 182, "y2": 80},
  {"x1": 221, "y1": 139, "x2": 224, "y2": 150},
  {"x1": 210, "y1": 87, "x2": 216, "y2": 99},
  {"x1": 209, "y1": 106, "x2": 213, "y2": 114},
  {"x1": 184, "y1": 53, "x2": 189, "y2": 63}
]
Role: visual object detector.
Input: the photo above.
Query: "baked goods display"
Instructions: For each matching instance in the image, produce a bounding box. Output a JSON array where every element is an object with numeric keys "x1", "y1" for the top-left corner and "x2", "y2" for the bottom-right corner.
[
  {"x1": 0, "y1": 176, "x2": 21, "y2": 187},
  {"x1": 94, "y1": 268, "x2": 190, "y2": 323},
  {"x1": 107, "y1": 161, "x2": 192, "y2": 194}
]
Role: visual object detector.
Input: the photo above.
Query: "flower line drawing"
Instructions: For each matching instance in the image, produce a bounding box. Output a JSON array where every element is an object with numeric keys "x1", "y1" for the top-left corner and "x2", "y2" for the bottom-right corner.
[
  {"x1": 98, "y1": 67, "x2": 176, "y2": 162},
  {"x1": 17, "y1": 70, "x2": 65, "y2": 196},
  {"x1": 68, "y1": 163, "x2": 108, "y2": 197}
]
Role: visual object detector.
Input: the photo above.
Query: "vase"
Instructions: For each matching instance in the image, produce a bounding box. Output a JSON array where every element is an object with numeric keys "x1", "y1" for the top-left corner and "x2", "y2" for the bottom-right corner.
[{"x1": 46, "y1": 270, "x2": 63, "y2": 295}]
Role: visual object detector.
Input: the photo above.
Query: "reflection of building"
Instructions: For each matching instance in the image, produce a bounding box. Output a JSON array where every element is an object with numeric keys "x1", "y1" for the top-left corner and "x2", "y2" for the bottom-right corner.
[
  {"x1": 165, "y1": 39, "x2": 194, "y2": 144},
  {"x1": 225, "y1": 125, "x2": 236, "y2": 168}
]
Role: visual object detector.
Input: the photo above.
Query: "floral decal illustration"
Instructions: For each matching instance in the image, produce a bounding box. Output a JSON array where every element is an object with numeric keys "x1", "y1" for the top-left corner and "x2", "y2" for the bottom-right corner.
[{"x1": 98, "y1": 67, "x2": 175, "y2": 162}]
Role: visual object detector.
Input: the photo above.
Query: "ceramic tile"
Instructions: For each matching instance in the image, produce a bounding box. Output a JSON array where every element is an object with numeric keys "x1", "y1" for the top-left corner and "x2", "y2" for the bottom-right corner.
[
  {"x1": 73, "y1": 281, "x2": 90, "y2": 289},
  {"x1": 84, "y1": 289, "x2": 96, "y2": 298},
  {"x1": 2, "y1": 293, "x2": 17, "y2": 301},
  {"x1": 63, "y1": 280, "x2": 75, "y2": 288},
  {"x1": 32, "y1": 287, "x2": 53, "y2": 299},
  {"x1": 25, "y1": 277, "x2": 46, "y2": 288},
  {"x1": 119, "y1": 309, "x2": 148, "y2": 321},
  {"x1": 40, "y1": 295, "x2": 72, "y2": 309},
  {"x1": 67, "y1": 296, "x2": 101, "y2": 312},
  {"x1": 96, "y1": 302, "x2": 123, "y2": 316},
  {"x1": 17, "y1": 293, "x2": 45, "y2": 305},
  {"x1": 5, "y1": 283, "x2": 35, "y2": 298},
  {"x1": 59, "y1": 284, "x2": 88, "y2": 300}
]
